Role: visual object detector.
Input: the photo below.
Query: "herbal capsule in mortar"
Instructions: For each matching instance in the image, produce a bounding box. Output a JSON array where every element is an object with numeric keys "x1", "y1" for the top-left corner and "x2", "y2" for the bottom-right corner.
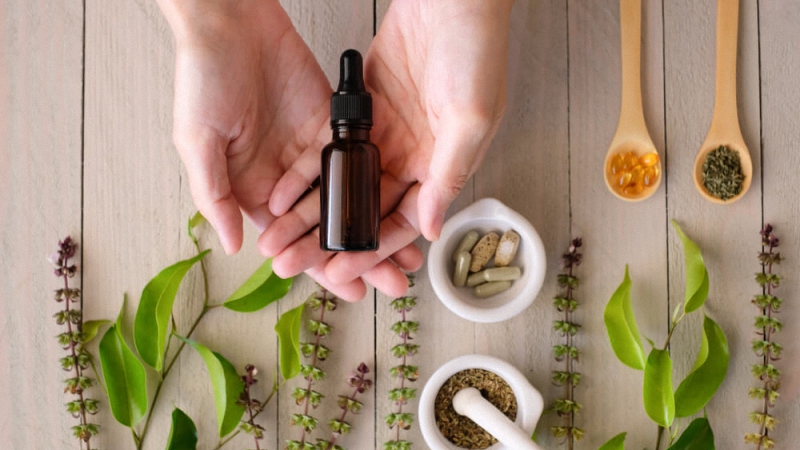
[
  {"x1": 494, "y1": 230, "x2": 520, "y2": 267},
  {"x1": 474, "y1": 280, "x2": 512, "y2": 298},
  {"x1": 469, "y1": 232, "x2": 500, "y2": 273},
  {"x1": 453, "y1": 251, "x2": 471, "y2": 287},
  {"x1": 466, "y1": 266, "x2": 521, "y2": 287},
  {"x1": 452, "y1": 230, "x2": 480, "y2": 261}
]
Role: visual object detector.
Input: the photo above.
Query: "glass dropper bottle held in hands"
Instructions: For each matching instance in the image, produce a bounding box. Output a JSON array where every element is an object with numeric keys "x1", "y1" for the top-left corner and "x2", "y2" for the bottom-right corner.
[{"x1": 320, "y1": 49, "x2": 381, "y2": 251}]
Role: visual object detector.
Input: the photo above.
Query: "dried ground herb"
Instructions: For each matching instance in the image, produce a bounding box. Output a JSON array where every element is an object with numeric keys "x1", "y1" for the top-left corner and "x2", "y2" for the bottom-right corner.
[
  {"x1": 434, "y1": 369, "x2": 517, "y2": 449},
  {"x1": 702, "y1": 145, "x2": 745, "y2": 200}
]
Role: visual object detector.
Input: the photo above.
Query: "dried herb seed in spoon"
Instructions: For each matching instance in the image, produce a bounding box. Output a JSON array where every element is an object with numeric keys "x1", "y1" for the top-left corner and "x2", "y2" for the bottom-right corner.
[{"x1": 702, "y1": 145, "x2": 745, "y2": 201}]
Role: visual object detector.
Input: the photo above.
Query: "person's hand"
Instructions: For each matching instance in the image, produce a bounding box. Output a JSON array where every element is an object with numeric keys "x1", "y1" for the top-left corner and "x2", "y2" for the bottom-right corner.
[
  {"x1": 258, "y1": 0, "x2": 514, "y2": 300},
  {"x1": 158, "y1": 0, "x2": 421, "y2": 300},
  {"x1": 157, "y1": 0, "x2": 332, "y2": 254}
]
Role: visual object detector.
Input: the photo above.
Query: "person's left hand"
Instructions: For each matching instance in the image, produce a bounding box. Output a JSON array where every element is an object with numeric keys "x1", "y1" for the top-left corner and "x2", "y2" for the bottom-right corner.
[{"x1": 258, "y1": 0, "x2": 514, "y2": 301}]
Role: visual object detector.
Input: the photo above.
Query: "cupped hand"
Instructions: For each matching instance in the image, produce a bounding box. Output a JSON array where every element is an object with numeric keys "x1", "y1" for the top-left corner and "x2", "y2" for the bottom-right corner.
[
  {"x1": 161, "y1": 0, "x2": 331, "y2": 254},
  {"x1": 259, "y1": 0, "x2": 514, "y2": 299}
]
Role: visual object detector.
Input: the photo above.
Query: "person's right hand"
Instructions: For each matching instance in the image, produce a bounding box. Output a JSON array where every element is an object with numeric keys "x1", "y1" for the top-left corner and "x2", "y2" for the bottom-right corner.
[{"x1": 158, "y1": 0, "x2": 332, "y2": 254}]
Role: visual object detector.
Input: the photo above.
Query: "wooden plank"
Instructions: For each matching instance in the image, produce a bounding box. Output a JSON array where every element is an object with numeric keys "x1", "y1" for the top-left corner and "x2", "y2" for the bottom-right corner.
[
  {"x1": 663, "y1": 0, "x2": 762, "y2": 448},
  {"x1": 472, "y1": 1, "x2": 570, "y2": 448},
  {"x1": 568, "y1": 0, "x2": 669, "y2": 448},
  {"x1": 274, "y1": 2, "x2": 377, "y2": 450},
  {"x1": 0, "y1": 1, "x2": 84, "y2": 448},
  {"x1": 759, "y1": 0, "x2": 800, "y2": 445},
  {"x1": 82, "y1": 0, "x2": 184, "y2": 448}
]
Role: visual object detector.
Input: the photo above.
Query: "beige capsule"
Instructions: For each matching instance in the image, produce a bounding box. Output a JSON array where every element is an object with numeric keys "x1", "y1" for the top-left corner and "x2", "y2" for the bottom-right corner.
[
  {"x1": 453, "y1": 251, "x2": 472, "y2": 287},
  {"x1": 469, "y1": 232, "x2": 500, "y2": 273},
  {"x1": 494, "y1": 230, "x2": 520, "y2": 267},
  {"x1": 467, "y1": 266, "x2": 522, "y2": 287},
  {"x1": 452, "y1": 230, "x2": 480, "y2": 262},
  {"x1": 474, "y1": 281, "x2": 513, "y2": 298}
]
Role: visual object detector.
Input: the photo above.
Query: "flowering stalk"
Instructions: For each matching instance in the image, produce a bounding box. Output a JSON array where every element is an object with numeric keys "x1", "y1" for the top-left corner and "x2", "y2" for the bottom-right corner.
[
  {"x1": 551, "y1": 238, "x2": 584, "y2": 448},
  {"x1": 745, "y1": 224, "x2": 784, "y2": 449},
  {"x1": 239, "y1": 364, "x2": 266, "y2": 450},
  {"x1": 52, "y1": 237, "x2": 99, "y2": 449},
  {"x1": 319, "y1": 363, "x2": 373, "y2": 450},
  {"x1": 287, "y1": 288, "x2": 338, "y2": 450},
  {"x1": 384, "y1": 275, "x2": 419, "y2": 450}
]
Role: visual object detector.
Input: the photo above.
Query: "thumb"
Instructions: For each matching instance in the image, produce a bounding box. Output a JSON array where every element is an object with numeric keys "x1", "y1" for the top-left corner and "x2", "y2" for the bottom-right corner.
[
  {"x1": 418, "y1": 113, "x2": 493, "y2": 241},
  {"x1": 175, "y1": 126, "x2": 243, "y2": 255}
]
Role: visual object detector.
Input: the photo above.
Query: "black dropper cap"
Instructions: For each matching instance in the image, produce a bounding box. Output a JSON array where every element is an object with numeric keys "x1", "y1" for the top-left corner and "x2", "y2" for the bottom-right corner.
[{"x1": 331, "y1": 49, "x2": 372, "y2": 127}]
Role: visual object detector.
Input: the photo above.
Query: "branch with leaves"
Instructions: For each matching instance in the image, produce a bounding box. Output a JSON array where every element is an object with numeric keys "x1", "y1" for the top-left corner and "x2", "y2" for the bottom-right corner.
[
  {"x1": 51, "y1": 237, "x2": 100, "y2": 449},
  {"x1": 598, "y1": 221, "x2": 729, "y2": 450},
  {"x1": 54, "y1": 213, "x2": 300, "y2": 450},
  {"x1": 551, "y1": 238, "x2": 584, "y2": 448},
  {"x1": 384, "y1": 275, "x2": 419, "y2": 450},
  {"x1": 745, "y1": 224, "x2": 784, "y2": 450}
]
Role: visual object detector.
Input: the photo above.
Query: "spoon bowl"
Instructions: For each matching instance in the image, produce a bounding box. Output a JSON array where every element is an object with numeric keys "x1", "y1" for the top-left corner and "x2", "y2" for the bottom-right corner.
[
  {"x1": 693, "y1": 140, "x2": 752, "y2": 204},
  {"x1": 604, "y1": 138, "x2": 663, "y2": 202},
  {"x1": 604, "y1": 0, "x2": 662, "y2": 202},
  {"x1": 693, "y1": 0, "x2": 752, "y2": 204}
]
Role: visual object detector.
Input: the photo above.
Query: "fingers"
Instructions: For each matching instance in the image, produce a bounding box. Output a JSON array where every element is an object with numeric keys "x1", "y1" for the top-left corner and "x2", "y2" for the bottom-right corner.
[
  {"x1": 389, "y1": 243, "x2": 424, "y2": 273},
  {"x1": 175, "y1": 126, "x2": 243, "y2": 255},
  {"x1": 418, "y1": 111, "x2": 496, "y2": 241},
  {"x1": 268, "y1": 147, "x2": 322, "y2": 217},
  {"x1": 271, "y1": 231, "x2": 328, "y2": 279},
  {"x1": 305, "y1": 261, "x2": 367, "y2": 302},
  {"x1": 361, "y1": 259, "x2": 412, "y2": 298},
  {"x1": 324, "y1": 185, "x2": 421, "y2": 284},
  {"x1": 258, "y1": 187, "x2": 321, "y2": 257}
]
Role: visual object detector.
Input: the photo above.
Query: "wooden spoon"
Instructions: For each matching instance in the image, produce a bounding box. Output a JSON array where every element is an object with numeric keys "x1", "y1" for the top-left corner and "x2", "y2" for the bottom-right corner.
[
  {"x1": 693, "y1": 0, "x2": 752, "y2": 204},
  {"x1": 604, "y1": 0, "x2": 662, "y2": 202}
]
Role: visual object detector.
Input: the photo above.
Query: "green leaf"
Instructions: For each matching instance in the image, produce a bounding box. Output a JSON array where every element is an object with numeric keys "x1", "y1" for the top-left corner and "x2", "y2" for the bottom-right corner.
[
  {"x1": 643, "y1": 349, "x2": 675, "y2": 427},
  {"x1": 604, "y1": 266, "x2": 646, "y2": 370},
  {"x1": 82, "y1": 319, "x2": 113, "y2": 344},
  {"x1": 176, "y1": 336, "x2": 245, "y2": 437},
  {"x1": 98, "y1": 324, "x2": 148, "y2": 427},
  {"x1": 598, "y1": 432, "x2": 627, "y2": 450},
  {"x1": 276, "y1": 304, "x2": 305, "y2": 380},
  {"x1": 672, "y1": 221, "x2": 709, "y2": 313},
  {"x1": 188, "y1": 211, "x2": 206, "y2": 233},
  {"x1": 166, "y1": 407, "x2": 198, "y2": 450},
  {"x1": 224, "y1": 259, "x2": 293, "y2": 312},
  {"x1": 134, "y1": 250, "x2": 209, "y2": 371},
  {"x1": 674, "y1": 315, "x2": 729, "y2": 417},
  {"x1": 692, "y1": 323, "x2": 710, "y2": 372},
  {"x1": 667, "y1": 417, "x2": 715, "y2": 450}
]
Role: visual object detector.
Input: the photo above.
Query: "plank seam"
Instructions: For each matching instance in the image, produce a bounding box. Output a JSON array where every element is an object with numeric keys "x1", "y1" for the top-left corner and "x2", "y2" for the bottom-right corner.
[
  {"x1": 661, "y1": 0, "x2": 672, "y2": 351},
  {"x1": 756, "y1": 0, "x2": 764, "y2": 228}
]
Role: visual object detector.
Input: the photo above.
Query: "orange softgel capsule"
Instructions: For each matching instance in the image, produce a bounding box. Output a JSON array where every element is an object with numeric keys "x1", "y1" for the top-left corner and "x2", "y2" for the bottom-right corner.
[
  {"x1": 623, "y1": 152, "x2": 638, "y2": 170},
  {"x1": 640, "y1": 152, "x2": 659, "y2": 167},
  {"x1": 607, "y1": 150, "x2": 660, "y2": 198},
  {"x1": 610, "y1": 154, "x2": 625, "y2": 175}
]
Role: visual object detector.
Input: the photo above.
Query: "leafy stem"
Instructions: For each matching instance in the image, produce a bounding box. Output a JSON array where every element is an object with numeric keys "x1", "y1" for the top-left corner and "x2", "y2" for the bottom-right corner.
[
  {"x1": 215, "y1": 379, "x2": 284, "y2": 450},
  {"x1": 136, "y1": 238, "x2": 213, "y2": 450},
  {"x1": 745, "y1": 224, "x2": 783, "y2": 450},
  {"x1": 52, "y1": 237, "x2": 98, "y2": 450},
  {"x1": 552, "y1": 239, "x2": 583, "y2": 447}
]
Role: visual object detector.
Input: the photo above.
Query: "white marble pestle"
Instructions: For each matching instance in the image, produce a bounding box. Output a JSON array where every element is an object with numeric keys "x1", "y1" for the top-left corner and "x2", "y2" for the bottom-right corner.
[{"x1": 452, "y1": 387, "x2": 541, "y2": 450}]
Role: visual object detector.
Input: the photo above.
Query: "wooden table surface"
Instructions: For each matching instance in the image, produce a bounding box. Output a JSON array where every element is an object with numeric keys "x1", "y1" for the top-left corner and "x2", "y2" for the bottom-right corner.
[{"x1": 3, "y1": 1, "x2": 800, "y2": 449}]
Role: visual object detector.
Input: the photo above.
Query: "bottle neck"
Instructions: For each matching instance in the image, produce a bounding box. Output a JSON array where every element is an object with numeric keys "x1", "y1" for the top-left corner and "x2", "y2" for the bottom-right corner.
[{"x1": 332, "y1": 126, "x2": 370, "y2": 141}]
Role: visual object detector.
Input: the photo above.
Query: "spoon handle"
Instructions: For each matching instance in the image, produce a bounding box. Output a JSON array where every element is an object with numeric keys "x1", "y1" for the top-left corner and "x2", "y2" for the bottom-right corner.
[
  {"x1": 616, "y1": 0, "x2": 648, "y2": 139},
  {"x1": 709, "y1": 0, "x2": 743, "y2": 141}
]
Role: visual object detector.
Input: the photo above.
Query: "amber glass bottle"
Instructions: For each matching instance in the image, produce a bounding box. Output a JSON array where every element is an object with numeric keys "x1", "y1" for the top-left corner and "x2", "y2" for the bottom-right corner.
[{"x1": 320, "y1": 49, "x2": 380, "y2": 251}]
